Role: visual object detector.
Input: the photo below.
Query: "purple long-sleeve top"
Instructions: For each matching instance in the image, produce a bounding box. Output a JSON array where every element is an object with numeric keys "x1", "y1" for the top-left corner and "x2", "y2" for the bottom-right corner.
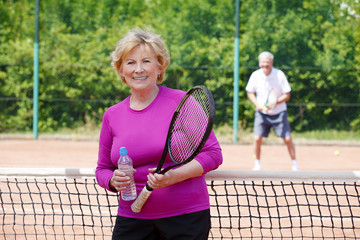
[{"x1": 96, "y1": 85, "x2": 223, "y2": 219}]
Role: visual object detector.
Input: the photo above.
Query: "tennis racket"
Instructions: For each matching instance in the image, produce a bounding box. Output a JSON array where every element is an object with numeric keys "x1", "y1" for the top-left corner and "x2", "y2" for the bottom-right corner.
[
  {"x1": 263, "y1": 87, "x2": 279, "y2": 112},
  {"x1": 131, "y1": 85, "x2": 215, "y2": 213}
]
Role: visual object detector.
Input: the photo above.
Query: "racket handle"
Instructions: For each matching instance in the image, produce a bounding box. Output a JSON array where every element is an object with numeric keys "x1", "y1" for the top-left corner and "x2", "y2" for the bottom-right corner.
[{"x1": 131, "y1": 185, "x2": 153, "y2": 213}]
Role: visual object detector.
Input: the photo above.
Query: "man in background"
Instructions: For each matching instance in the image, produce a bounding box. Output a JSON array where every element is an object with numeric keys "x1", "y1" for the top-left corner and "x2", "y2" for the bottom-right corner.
[{"x1": 245, "y1": 51, "x2": 299, "y2": 171}]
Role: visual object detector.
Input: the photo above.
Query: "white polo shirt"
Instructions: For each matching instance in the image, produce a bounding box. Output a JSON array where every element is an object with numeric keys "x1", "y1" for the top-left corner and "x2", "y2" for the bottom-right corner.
[{"x1": 246, "y1": 67, "x2": 291, "y2": 115}]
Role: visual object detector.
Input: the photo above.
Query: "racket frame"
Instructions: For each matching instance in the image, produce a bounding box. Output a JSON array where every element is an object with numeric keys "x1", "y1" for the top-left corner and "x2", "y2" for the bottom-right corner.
[{"x1": 159, "y1": 86, "x2": 215, "y2": 174}]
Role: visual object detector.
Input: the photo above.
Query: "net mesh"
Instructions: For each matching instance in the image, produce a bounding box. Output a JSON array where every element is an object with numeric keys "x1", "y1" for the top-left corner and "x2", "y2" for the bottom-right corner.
[
  {"x1": 0, "y1": 177, "x2": 118, "y2": 240},
  {"x1": 209, "y1": 180, "x2": 360, "y2": 239},
  {"x1": 1, "y1": 169, "x2": 359, "y2": 239}
]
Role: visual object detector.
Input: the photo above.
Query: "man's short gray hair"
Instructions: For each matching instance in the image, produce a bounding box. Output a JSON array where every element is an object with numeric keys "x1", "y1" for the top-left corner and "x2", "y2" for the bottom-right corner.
[{"x1": 258, "y1": 51, "x2": 274, "y2": 61}]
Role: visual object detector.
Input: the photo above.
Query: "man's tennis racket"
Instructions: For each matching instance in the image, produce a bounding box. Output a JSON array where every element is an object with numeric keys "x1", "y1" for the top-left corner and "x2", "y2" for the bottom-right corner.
[
  {"x1": 131, "y1": 85, "x2": 215, "y2": 213},
  {"x1": 263, "y1": 87, "x2": 278, "y2": 112}
]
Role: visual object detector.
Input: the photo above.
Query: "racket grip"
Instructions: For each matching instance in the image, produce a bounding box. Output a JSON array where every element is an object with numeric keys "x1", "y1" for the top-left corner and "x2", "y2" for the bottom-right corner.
[{"x1": 131, "y1": 185, "x2": 153, "y2": 213}]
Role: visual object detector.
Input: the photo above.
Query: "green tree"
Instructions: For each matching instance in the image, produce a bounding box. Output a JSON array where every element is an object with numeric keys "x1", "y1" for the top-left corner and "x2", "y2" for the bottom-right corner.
[{"x1": 0, "y1": 0, "x2": 359, "y2": 134}]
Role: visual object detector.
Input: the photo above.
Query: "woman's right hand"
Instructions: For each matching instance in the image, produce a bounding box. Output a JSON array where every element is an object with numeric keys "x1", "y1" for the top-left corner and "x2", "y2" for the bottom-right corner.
[{"x1": 109, "y1": 169, "x2": 132, "y2": 192}]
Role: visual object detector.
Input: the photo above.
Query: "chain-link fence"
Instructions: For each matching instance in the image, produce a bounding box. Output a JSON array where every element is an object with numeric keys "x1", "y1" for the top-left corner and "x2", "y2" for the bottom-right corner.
[{"x1": 2, "y1": 62, "x2": 359, "y2": 135}]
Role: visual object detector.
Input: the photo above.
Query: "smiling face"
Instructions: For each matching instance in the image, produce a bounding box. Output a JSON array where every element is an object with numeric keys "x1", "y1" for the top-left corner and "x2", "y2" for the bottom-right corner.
[
  {"x1": 120, "y1": 44, "x2": 161, "y2": 92},
  {"x1": 259, "y1": 56, "x2": 273, "y2": 76}
]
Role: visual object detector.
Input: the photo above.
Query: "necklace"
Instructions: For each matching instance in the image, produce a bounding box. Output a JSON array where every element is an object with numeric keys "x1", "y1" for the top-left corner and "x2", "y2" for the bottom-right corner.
[{"x1": 129, "y1": 86, "x2": 159, "y2": 110}]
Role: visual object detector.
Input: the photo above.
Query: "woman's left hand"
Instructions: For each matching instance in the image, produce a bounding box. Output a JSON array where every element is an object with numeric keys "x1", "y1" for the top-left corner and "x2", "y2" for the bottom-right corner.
[
  {"x1": 146, "y1": 168, "x2": 174, "y2": 189},
  {"x1": 146, "y1": 160, "x2": 204, "y2": 189}
]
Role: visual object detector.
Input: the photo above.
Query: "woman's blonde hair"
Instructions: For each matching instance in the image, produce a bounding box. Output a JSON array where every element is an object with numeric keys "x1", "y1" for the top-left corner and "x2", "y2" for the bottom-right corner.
[{"x1": 110, "y1": 28, "x2": 170, "y2": 84}]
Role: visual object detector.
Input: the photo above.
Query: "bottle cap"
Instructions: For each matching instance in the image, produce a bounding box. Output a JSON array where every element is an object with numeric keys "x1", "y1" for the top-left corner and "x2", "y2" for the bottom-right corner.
[{"x1": 120, "y1": 147, "x2": 128, "y2": 155}]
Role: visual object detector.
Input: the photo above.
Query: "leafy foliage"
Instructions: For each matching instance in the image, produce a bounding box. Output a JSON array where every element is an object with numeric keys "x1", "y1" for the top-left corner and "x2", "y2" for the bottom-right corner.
[{"x1": 0, "y1": 0, "x2": 359, "y2": 134}]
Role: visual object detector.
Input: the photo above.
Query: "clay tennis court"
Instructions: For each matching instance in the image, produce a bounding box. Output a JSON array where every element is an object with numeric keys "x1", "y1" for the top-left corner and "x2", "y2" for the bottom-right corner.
[
  {"x1": 0, "y1": 138, "x2": 359, "y2": 171},
  {"x1": 1, "y1": 138, "x2": 359, "y2": 239}
]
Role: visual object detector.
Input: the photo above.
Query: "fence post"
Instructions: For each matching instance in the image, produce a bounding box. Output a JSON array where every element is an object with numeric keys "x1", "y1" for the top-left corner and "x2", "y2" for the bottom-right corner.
[
  {"x1": 33, "y1": 0, "x2": 39, "y2": 140},
  {"x1": 233, "y1": 0, "x2": 240, "y2": 144}
]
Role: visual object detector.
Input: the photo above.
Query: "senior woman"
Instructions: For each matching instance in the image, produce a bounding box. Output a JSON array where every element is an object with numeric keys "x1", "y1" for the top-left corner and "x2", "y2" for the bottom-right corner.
[{"x1": 96, "y1": 28, "x2": 223, "y2": 240}]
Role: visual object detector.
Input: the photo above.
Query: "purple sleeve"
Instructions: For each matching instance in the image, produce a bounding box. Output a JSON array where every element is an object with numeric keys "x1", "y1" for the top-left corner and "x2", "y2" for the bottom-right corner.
[
  {"x1": 195, "y1": 130, "x2": 223, "y2": 173},
  {"x1": 96, "y1": 111, "x2": 116, "y2": 192}
]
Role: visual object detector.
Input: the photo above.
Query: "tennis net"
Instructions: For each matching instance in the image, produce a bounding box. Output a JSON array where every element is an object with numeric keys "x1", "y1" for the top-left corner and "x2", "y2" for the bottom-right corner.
[{"x1": 1, "y1": 168, "x2": 359, "y2": 239}]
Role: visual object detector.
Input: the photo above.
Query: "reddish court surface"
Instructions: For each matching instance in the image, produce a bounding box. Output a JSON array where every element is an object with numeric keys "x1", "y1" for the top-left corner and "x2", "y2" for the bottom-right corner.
[{"x1": 0, "y1": 139, "x2": 359, "y2": 171}]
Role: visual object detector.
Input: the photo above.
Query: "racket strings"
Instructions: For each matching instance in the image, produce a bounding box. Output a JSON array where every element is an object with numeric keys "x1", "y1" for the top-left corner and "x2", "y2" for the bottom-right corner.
[
  {"x1": 267, "y1": 89, "x2": 278, "y2": 109},
  {"x1": 169, "y1": 90, "x2": 210, "y2": 163}
]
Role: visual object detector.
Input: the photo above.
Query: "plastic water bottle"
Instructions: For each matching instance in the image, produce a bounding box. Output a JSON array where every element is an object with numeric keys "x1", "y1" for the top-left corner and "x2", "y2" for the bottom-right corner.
[{"x1": 118, "y1": 147, "x2": 137, "y2": 201}]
